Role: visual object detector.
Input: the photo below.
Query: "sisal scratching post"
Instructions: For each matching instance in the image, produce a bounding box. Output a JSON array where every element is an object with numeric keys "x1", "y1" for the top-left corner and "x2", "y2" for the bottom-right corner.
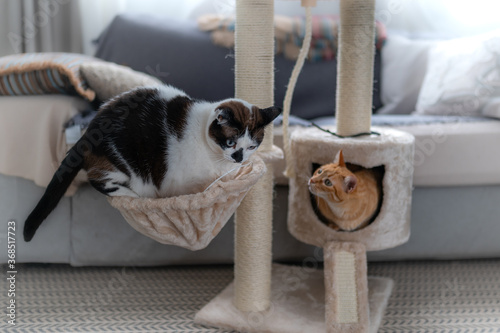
[
  {"x1": 286, "y1": 127, "x2": 414, "y2": 333},
  {"x1": 233, "y1": 0, "x2": 275, "y2": 312},
  {"x1": 281, "y1": 2, "x2": 413, "y2": 331},
  {"x1": 335, "y1": 0, "x2": 376, "y2": 137},
  {"x1": 195, "y1": 1, "x2": 278, "y2": 328},
  {"x1": 324, "y1": 242, "x2": 369, "y2": 333}
]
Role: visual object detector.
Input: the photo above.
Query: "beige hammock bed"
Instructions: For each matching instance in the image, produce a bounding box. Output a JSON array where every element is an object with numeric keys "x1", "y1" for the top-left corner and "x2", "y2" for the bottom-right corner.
[{"x1": 107, "y1": 154, "x2": 268, "y2": 251}]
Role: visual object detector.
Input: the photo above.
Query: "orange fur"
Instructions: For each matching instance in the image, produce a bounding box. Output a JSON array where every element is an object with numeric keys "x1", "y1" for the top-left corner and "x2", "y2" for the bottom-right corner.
[{"x1": 308, "y1": 150, "x2": 381, "y2": 231}]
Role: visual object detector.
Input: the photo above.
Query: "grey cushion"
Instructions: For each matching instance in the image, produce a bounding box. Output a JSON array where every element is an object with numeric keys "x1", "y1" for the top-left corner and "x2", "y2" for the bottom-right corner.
[{"x1": 95, "y1": 14, "x2": 382, "y2": 120}]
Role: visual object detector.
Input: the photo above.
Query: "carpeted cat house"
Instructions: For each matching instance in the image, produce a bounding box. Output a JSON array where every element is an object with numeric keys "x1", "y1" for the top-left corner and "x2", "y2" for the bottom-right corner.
[{"x1": 196, "y1": 0, "x2": 415, "y2": 333}]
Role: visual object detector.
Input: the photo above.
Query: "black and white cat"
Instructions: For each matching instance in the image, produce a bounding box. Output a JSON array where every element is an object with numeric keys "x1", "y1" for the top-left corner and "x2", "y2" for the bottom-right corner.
[{"x1": 23, "y1": 85, "x2": 281, "y2": 242}]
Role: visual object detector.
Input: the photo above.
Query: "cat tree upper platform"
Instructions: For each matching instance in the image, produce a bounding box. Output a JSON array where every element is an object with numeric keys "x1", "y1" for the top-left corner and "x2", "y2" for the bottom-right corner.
[{"x1": 288, "y1": 126, "x2": 415, "y2": 251}]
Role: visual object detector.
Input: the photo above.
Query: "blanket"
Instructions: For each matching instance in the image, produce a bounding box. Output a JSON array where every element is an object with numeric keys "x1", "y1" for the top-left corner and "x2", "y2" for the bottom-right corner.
[
  {"x1": 0, "y1": 53, "x2": 162, "y2": 195},
  {"x1": 198, "y1": 15, "x2": 386, "y2": 62}
]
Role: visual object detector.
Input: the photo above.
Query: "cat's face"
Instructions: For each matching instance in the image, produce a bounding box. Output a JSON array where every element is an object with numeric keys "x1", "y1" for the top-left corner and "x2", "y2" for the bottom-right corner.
[
  {"x1": 308, "y1": 150, "x2": 357, "y2": 202},
  {"x1": 208, "y1": 100, "x2": 281, "y2": 163}
]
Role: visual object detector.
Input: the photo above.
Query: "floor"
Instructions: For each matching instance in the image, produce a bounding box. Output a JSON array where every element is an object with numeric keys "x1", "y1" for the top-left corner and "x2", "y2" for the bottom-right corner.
[{"x1": 1, "y1": 259, "x2": 499, "y2": 332}]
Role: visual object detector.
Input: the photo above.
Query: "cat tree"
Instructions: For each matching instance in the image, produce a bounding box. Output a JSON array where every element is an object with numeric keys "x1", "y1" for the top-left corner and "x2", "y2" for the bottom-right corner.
[{"x1": 196, "y1": 0, "x2": 415, "y2": 333}]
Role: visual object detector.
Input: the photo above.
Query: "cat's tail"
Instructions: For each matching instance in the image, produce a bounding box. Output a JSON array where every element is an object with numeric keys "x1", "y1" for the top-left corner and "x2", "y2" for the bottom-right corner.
[{"x1": 23, "y1": 144, "x2": 85, "y2": 242}]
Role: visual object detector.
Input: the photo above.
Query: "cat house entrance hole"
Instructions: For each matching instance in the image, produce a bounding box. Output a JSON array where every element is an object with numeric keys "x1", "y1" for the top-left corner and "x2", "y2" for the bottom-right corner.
[{"x1": 309, "y1": 163, "x2": 385, "y2": 232}]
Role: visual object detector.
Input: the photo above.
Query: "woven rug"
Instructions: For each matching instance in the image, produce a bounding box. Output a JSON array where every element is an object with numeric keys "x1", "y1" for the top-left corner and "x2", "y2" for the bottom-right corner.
[{"x1": 1, "y1": 260, "x2": 499, "y2": 332}]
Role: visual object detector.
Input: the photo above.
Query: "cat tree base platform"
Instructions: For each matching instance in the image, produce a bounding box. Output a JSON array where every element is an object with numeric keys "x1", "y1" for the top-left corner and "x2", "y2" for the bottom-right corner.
[{"x1": 195, "y1": 264, "x2": 393, "y2": 333}]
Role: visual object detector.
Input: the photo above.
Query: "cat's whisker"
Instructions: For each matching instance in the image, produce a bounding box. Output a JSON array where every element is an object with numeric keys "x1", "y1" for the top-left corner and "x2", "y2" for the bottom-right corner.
[
  {"x1": 297, "y1": 174, "x2": 312, "y2": 183},
  {"x1": 216, "y1": 157, "x2": 231, "y2": 165}
]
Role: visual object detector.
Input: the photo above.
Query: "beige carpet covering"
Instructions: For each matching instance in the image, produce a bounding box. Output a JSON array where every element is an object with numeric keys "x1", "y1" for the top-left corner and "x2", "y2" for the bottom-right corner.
[
  {"x1": 195, "y1": 264, "x2": 392, "y2": 333},
  {"x1": 1, "y1": 260, "x2": 499, "y2": 332},
  {"x1": 107, "y1": 156, "x2": 267, "y2": 251}
]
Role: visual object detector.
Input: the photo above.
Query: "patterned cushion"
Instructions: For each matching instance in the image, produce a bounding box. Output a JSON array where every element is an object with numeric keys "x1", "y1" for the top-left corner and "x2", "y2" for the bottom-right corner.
[{"x1": 0, "y1": 53, "x2": 102, "y2": 101}]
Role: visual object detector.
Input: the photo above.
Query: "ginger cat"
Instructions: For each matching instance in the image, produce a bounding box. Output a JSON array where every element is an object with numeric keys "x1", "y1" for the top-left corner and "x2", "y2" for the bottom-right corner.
[{"x1": 308, "y1": 150, "x2": 382, "y2": 231}]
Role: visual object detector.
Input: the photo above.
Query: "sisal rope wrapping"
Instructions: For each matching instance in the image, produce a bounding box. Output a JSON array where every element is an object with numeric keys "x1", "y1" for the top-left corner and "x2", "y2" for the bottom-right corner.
[
  {"x1": 334, "y1": 251, "x2": 358, "y2": 323},
  {"x1": 234, "y1": 0, "x2": 274, "y2": 312},
  {"x1": 234, "y1": 168, "x2": 274, "y2": 311},
  {"x1": 324, "y1": 241, "x2": 370, "y2": 332},
  {"x1": 335, "y1": 0, "x2": 376, "y2": 137}
]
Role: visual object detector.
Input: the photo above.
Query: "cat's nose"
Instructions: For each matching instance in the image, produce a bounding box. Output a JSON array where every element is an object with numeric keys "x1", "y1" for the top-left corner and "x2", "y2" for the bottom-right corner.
[{"x1": 231, "y1": 149, "x2": 243, "y2": 163}]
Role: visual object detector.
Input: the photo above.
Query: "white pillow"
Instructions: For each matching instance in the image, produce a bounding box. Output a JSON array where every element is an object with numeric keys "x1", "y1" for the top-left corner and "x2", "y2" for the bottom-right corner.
[
  {"x1": 378, "y1": 35, "x2": 438, "y2": 114},
  {"x1": 415, "y1": 30, "x2": 500, "y2": 116}
]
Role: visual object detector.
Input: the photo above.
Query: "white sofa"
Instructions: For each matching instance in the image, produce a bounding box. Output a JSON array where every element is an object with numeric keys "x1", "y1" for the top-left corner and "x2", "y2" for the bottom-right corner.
[
  {"x1": 2, "y1": 14, "x2": 500, "y2": 266},
  {"x1": 1, "y1": 95, "x2": 500, "y2": 266}
]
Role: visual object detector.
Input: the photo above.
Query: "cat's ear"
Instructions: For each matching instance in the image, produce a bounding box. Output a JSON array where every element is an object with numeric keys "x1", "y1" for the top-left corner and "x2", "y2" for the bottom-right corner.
[
  {"x1": 257, "y1": 106, "x2": 282, "y2": 127},
  {"x1": 334, "y1": 149, "x2": 346, "y2": 167},
  {"x1": 215, "y1": 109, "x2": 230, "y2": 125},
  {"x1": 344, "y1": 175, "x2": 357, "y2": 193}
]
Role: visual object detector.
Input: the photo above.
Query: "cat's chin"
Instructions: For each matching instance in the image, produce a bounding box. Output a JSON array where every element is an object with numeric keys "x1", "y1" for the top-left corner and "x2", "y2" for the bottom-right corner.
[
  {"x1": 223, "y1": 157, "x2": 241, "y2": 164},
  {"x1": 309, "y1": 187, "x2": 330, "y2": 200},
  {"x1": 224, "y1": 155, "x2": 249, "y2": 164},
  {"x1": 220, "y1": 157, "x2": 243, "y2": 165},
  {"x1": 308, "y1": 185, "x2": 318, "y2": 196}
]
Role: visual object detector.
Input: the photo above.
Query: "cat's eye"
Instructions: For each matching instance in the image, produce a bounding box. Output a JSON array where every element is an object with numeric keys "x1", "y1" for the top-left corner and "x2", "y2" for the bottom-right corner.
[
  {"x1": 248, "y1": 145, "x2": 257, "y2": 150},
  {"x1": 317, "y1": 169, "x2": 323, "y2": 174},
  {"x1": 226, "y1": 139, "x2": 236, "y2": 147},
  {"x1": 324, "y1": 179, "x2": 332, "y2": 186}
]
